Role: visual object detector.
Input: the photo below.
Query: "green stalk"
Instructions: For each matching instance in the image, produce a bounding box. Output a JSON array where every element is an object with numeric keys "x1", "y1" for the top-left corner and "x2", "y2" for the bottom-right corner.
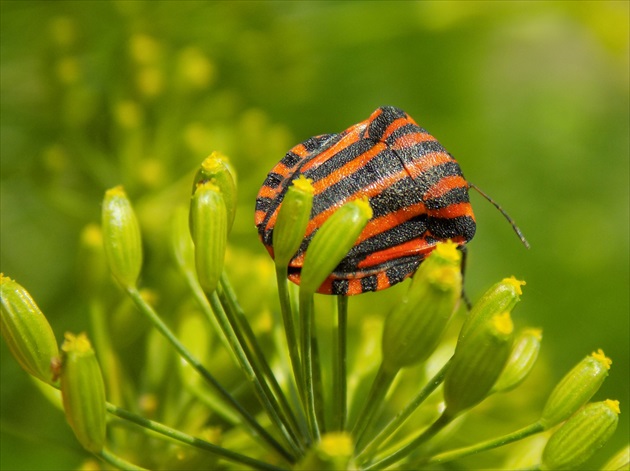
[
  {"x1": 205, "y1": 291, "x2": 303, "y2": 457},
  {"x1": 182, "y1": 268, "x2": 234, "y2": 356},
  {"x1": 275, "y1": 266, "x2": 306, "y2": 408},
  {"x1": 99, "y1": 447, "x2": 149, "y2": 471},
  {"x1": 124, "y1": 286, "x2": 294, "y2": 463},
  {"x1": 364, "y1": 412, "x2": 452, "y2": 470},
  {"x1": 299, "y1": 291, "x2": 321, "y2": 441},
  {"x1": 332, "y1": 295, "x2": 348, "y2": 431},
  {"x1": 181, "y1": 265, "x2": 303, "y2": 453},
  {"x1": 352, "y1": 364, "x2": 397, "y2": 449},
  {"x1": 311, "y1": 333, "x2": 326, "y2": 434},
  {"x1": 218, "y1": 273, "x2": 306, "y2": 445},
  {"x1": 356, "y1": 358, "x2": 451, "y2": 461},
  {"x1": 105, "y1": 403, "x2": 289, "y2": 471},
  {"x1": 88, "y1": 298, "x2": 129, "y2": 448},
  {"x1": 185, "y1": 267, "x2": 305, "y2": 450},
  {"x1": 424, "y1": 421, "x2": 545, "y2": 465}
]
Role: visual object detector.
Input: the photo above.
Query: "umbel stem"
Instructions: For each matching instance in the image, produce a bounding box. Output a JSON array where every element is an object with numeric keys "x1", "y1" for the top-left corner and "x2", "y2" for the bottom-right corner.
[{"x1": 124, "y1": 286, "x2": 294, "y2": 463}]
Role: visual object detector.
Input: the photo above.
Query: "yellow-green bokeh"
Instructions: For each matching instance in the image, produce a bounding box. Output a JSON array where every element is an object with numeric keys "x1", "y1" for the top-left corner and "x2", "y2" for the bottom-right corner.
[{"x1": 1, "y1": 1, "x2": 627, "y2": 469}]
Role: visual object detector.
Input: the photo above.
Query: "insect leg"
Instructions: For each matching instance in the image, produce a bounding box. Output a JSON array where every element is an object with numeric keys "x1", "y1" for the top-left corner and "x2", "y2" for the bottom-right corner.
[{"x1": 458, "y1": 245, "x2": 472, "y2": 310}]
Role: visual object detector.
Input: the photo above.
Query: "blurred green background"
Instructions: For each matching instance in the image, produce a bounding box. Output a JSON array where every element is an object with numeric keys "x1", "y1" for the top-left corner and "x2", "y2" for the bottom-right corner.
[{"x1": 1, "y1": 1, "x2": 628, "y2": 469}]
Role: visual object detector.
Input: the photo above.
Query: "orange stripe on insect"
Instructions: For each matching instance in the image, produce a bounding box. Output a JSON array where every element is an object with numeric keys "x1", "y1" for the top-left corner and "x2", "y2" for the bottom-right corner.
[
  {"x1": 346, "y1": 279, "x2": 363, "y2": 296},
  {"x1": 304, "y1": 167, "x2": 412, "y2": 238},
  {"x1": 403, "y1": 152, "x2": 455, "y2": 179},
  {"x1": 376, "y1": 272, "x2": 390, "y2": 291},
  {"x1": 393, "y1": 131, "x2": 439, "y2": 149},
  {"x1": 312, "y1": 142, "x2": 388, "y2": 194},
  {"x1": 293, "y1": 144, "x2": 310, "y2": 158},
  {"x1": 429, "y1": 202, "x2": 475, "y2": 220},
  {"x1": 381, "y1": 117, "x2": 413, "y2": 140},
  {"x1": 424, "y1": 175, "x2": 469, "y2": 200},
  {"x1": 257, "y1": 185, "x2": 281, "y2": 199},
  {"x1": 357, "y1": 237, "x2": 434, "y2": 269},
  {"x1": 300, "y1": 124, "x2": 366, "y2": 173},
  {"x1": 356, "y1": 202, "x2": 427, "y2": 243}
]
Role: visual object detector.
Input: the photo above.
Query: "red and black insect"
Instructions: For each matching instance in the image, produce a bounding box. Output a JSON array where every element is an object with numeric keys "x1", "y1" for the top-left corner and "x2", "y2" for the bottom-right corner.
[{"x1": 256, "y1": 106, "x2": 477, "y2": 296}]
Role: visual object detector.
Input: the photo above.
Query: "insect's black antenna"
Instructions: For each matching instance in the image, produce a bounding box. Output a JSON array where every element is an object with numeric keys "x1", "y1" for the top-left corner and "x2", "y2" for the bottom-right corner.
[{"x1": 468, "y1": 182, "x2": 530, "y2": 249}]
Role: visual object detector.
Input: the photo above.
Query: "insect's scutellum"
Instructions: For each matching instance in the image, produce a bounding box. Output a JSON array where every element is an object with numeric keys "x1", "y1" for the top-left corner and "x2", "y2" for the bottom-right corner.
[{"x1": 467, "y1": 183, "x2": 530, "y2": 249}]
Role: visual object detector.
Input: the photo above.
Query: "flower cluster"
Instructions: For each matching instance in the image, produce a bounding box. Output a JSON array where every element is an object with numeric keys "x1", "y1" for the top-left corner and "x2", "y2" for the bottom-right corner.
[{"x1": 1, "y1": 155, "x2": 627, "y2": 470}]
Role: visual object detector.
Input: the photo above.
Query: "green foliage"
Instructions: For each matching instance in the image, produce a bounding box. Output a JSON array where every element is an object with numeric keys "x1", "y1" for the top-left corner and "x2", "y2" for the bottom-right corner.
[{"x1": 1, "y1": 2, "x2": 628, "y2": 469}]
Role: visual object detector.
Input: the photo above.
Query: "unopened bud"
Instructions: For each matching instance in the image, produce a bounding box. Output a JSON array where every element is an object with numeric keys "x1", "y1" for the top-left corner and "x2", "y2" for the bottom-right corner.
[
  {"x1": 444, "y1": 312, "x2": 514, "y2": 417},
  {"x1": 60, "y1": 333, "x2": 106, "y2": 453},
  {"x1": 540, "y1": 349, "x2": 611, "y2": 428},
  {"x1": 102, "y1": 186, "x2": 143, "y2": 288},
  {"x1": 600, "y1": 445, "x2": 629, "y2": 470},
  {"x1": 190, "y1": 182, "x2": 227, "y2": 294},
  {"x1": 460, "y1": 276, "x2": 524, "y2": 343},
  {"x1": 382, "y1": 241, "x2": 462, "y2": 373},
  {"x1": 0, "y1": 275, "x2": 59, "y2": 385},
  {"x1": 542, "y1": 400, "x2": 620, "y2": 470},
  {"x1": 300, "y1": 197, "x2": 372, "y2": 295},
  {"x1": 273, "y1": 175, "x2": 314, "y2": 268},
  {"x1": 493, "y1": 328, "x2": 542, "y2": 393},
  {"x1": 193, "y1": 152, "x2": 237, "y2": 231}
]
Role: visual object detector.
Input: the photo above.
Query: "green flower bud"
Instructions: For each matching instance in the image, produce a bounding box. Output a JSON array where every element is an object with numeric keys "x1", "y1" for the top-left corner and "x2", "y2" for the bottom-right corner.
[
  {"x1": 192, "y1": 152, "x2": 237, "y2": 231},
  {"x1": 102, "y1": 186, "x2": 143, "y2": 289},
  {"x1": 60, "y1": 333, "x2": 106, "y2": 453},
  {"x1": 272, "y1": 175, "x2": 314, "y2": 268},
  {"x1": 444, "y1": 312, "x2": 514, "y2": 417},
  {"x1": 492, "y1": 328, "x2": 542, "y2": 393},
  {"x1": 190, "y1": 182, "x2": 227, "y2": 294},
  {"x1": 300, "y1": 197, "x2": 372, "y2": 295},
  {"x1": 0, "y1": 275, "x2": 59, "y2": 385},
  {"x1": 296, "y1": 432, "x2": 355, "y2": 471},
  {"x1": 600, "y1": 445, "x2": 629, "y2": 470},
  {"x1": 381, "y1": 241, "x2": 462, "y2": 373},
  {"x1": 460, "y1": 276, "x2": 524, "y2": 343},
  {"x1": 542, "y1": 400, "x2": 620, "y2": 470},
  {"x1": 540, "y1": 349, "x2": 612, "y2": 428}
]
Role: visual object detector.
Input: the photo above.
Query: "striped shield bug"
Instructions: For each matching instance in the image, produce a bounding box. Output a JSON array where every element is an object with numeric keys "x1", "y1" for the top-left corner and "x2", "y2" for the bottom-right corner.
[{"x1": 256, "y1": 106, "x2": 525, "y2": 296}]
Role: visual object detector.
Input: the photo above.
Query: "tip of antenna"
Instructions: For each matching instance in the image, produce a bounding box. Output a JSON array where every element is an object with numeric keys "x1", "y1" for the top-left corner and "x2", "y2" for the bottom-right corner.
[{"x1": 514, "y1": 228, "x2": 531, "y2": 250}]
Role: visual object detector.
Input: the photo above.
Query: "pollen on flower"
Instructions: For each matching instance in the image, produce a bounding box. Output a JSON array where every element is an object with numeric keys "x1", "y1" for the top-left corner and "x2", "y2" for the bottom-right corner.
[
  {"x1": 62, "y1": 332, "x2": 93, "y2": 354},
  {"x1": 503, "y1": 276, "x2": 526, "y2": 295},
  {"x1": 434, "y1": 240, "x2": 461, "y2": 264},
  {"x1": 523, "y1": 328, "x2": 543, "y2": 341},
  {"x1": 492, "y1": 312, "x2": 514, "y2": 336},
  {"x1": 202, "y1": 151, "x2": 229, "y2": 173},
  {"x1": 605, "y1": 399, "x2": 621, "y2": 415},
  {"x1": 292, "y1": 174, "x2": 315, "y2": 195},
  {"x1": 105, "y1": 185, "x2": 127, "y2": 198},
  {"x1": 591, "y1": 349, "x2": 612, "y2": 370},
  {"x1": 0, "y1": 273, "x2": 12, "y2": 284}
]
